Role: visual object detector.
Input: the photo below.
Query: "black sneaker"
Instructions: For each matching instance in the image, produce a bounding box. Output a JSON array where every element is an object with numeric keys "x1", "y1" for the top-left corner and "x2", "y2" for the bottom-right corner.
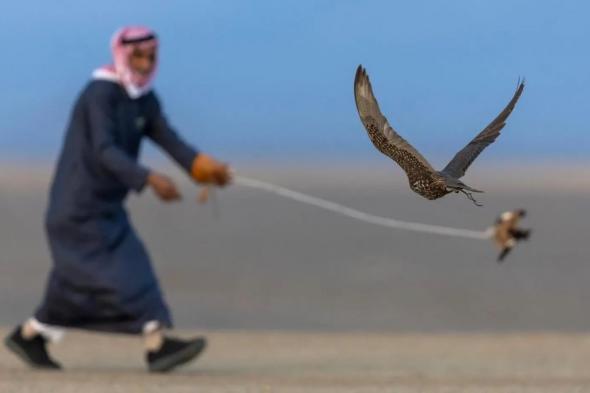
[
  {"x1": 147, "y1": 336, "x2": 207, "y2": 373},
  {"x1": 4, "y1": 325, "x2": 62, "y2": 370}
]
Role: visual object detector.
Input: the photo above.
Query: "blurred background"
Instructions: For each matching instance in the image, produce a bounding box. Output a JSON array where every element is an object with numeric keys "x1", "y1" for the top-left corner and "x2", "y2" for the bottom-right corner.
[{"x1": 0, "y1": 0, "x2": 589, "y2": 332}]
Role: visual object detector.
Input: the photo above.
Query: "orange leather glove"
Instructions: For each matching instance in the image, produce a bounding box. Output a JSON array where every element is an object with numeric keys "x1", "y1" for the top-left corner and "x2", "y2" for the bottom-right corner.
[{"x1": 191, "y1": 153, "x2": 231, "y2": 186}]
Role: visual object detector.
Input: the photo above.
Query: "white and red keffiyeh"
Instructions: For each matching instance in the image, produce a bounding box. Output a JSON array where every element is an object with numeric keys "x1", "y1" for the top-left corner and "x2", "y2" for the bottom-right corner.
[{"x1": 93, "y1": 26, "x2": 158, "y2": 99}]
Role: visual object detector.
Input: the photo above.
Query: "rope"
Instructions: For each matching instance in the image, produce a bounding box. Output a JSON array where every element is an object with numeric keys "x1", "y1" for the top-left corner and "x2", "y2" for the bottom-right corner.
[{"x1": 233, "y1": 175, "x2": 493, "y2": 240}]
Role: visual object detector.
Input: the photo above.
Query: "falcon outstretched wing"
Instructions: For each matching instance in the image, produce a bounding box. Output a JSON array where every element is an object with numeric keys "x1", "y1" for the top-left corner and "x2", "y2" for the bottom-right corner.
[
  {"x1": 354, "y1": 65, "x2": 436, "y2": 180},
  {"x1": 442, "y1": 81, "x2": 525, "y2": 179}
]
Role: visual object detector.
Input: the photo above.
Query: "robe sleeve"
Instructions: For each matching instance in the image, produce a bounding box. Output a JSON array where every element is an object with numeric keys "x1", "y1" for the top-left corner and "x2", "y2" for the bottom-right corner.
[
  {"x1": 146, "y1": 94, "x2": 199, "y2": 174},
  {"x1": 86, "y1": 86, "x2": 151, "y2": 192}
]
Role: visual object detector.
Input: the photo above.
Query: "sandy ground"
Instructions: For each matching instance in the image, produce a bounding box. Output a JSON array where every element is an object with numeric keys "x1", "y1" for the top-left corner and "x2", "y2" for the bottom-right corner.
[
  {"x1": 2, "y1": 328, "x2": 590, "y2": 392},
  {"x1": 2, "y1": 165, "x2": 589, "y2": 332},
  {"x1": 1, "y1": 164, "x2": 590, "y2": 391}
]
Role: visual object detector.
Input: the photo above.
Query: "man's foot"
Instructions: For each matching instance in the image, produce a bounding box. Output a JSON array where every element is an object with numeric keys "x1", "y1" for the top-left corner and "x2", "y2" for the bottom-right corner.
[
  {"x1": 147, "y1": 336, "x2": 206, "y2": 373},
  {"x1": 4, "y1": 325, "x2": 62, "y2": 370}
]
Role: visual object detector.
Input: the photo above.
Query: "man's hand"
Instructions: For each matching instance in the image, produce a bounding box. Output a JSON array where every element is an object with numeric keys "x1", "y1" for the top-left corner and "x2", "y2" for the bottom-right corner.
[
  {"x1": 147, "y1": 172, "x2": 182, "y2": 201},
  {"x1": 191, "y1": 154, "x2": 232, "y2": 187}
]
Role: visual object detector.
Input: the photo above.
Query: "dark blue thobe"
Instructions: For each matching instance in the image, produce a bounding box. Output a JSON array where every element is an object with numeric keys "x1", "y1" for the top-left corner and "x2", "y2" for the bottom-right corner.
[{"x1": 35, "y1": 79, "x2": 198, "y2": 334}]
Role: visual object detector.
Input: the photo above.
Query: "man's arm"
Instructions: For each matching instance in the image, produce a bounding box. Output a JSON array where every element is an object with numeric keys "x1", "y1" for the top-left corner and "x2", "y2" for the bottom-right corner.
[
  {"x1": 146, "y1": 95, "x2": 231, "y2": 186},
  {"x1": 145, "y1": 96, "x2": 198, "y2": 173},
  {"x1": 86, "y1": 86, "x2": 150, "y2": 191}
]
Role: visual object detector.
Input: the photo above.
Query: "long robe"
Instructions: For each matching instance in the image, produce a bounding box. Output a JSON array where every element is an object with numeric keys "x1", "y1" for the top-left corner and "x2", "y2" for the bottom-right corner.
[{"x1": 35, "y1": 79, "x2": 198, "y2": 334}]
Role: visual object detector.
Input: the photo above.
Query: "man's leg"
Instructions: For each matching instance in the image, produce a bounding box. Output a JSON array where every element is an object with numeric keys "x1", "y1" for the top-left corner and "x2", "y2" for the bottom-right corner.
[
  {"x1": 144, "y1": 321, "x2": 164, "y2": 352},
  {"x1": 21, "y1": 319, "x2": 39, "y2": 340}
]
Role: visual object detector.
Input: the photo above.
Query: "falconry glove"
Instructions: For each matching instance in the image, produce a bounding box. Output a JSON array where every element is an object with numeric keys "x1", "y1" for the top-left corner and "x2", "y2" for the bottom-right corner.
[{"x1": 191, "y1": 154, "x2": 231, "y2": 186}]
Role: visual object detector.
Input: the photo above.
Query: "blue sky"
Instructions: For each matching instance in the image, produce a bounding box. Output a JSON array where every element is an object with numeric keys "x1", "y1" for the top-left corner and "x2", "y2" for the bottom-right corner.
[{"x1": 0, "y1": 1, "x2": 588, "y2": 164}]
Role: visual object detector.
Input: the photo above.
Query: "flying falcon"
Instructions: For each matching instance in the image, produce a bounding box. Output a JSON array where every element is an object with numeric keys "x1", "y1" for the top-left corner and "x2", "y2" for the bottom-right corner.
[{"x1": 354, "y1": 65, "x2": 525, "y2": 206}]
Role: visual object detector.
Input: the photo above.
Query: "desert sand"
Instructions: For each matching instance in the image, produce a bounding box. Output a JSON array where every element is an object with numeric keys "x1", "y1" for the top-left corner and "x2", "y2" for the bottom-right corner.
[
  {"x1": 3, "y1": 329, "x2": 590, "y2": 392},
  {"x1": 1, "y1": 163, "x2": 589, "y2": 391}
]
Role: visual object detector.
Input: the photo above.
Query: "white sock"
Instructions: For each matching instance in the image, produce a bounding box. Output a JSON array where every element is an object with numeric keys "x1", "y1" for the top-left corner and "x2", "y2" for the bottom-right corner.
[
  {"x1": 23, "y1": 318, "x2": 65, "y2": 343},
  {"x1": 21, "y1": 319, "x2": 39, "y2": 340},
  {"x1": 143, "y1": 321, "x2": 164, "y2": 352}
]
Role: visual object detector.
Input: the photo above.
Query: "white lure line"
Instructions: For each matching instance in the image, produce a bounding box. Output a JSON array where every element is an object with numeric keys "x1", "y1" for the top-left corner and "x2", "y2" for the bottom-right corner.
[{"x1": 234, "y1": 175, "x2": 493, "y2": 240}]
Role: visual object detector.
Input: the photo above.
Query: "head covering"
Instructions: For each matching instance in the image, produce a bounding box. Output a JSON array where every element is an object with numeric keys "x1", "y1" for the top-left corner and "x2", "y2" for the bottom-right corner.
[{"x1": 93, "y1": 26, "x2": 158, "y2": 98}]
